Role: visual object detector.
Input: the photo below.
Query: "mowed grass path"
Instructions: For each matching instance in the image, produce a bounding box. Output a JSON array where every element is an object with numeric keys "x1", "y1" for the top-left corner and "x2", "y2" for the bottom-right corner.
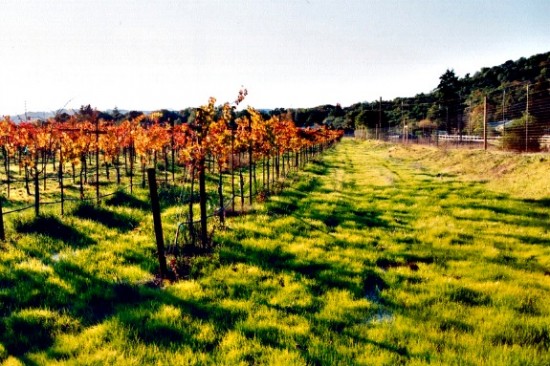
[
  {"x1": 217, "y1": 139, "x2": 550, "y2": 365},
  {"x1": 1, "y1": 139, "x2": 549, "y2": 365}
]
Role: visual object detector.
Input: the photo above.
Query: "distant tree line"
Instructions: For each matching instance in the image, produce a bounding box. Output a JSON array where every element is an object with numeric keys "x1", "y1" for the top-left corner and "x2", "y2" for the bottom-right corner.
[
  {"x1": 267, "y1": 51, "x2": 550, "y2": 145},
  {"x1": 24, "y1": 51, "x2": 549, "y2": 149}
]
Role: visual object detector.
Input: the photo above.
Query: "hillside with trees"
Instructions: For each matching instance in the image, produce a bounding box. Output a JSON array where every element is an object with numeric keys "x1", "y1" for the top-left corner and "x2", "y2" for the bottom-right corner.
[
  {"x1": 12, "y1": 51, "x2": 549, "y2": 151},
  {"x1": 268, "y1": 51, "x2": 549, "y2": 150}
]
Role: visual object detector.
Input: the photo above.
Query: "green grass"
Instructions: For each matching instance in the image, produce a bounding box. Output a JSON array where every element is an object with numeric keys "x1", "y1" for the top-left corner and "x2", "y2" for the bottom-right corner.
[{"x1": 1, "y1": 139, "x2": 549, "y2": 365}]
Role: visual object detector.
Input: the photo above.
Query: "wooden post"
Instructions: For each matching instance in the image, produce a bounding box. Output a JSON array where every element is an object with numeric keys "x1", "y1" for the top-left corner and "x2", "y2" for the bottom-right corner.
[
  {"x1": 0, "y1": 197, "x2": 5, "y2": 241},
  {"x1": 130, "y1": 142, "x2": 134, "y2": 194},
  {"x1": 79, "y1": 163, "x2": 84, "y2": 200},
  {"x1": 188, "y1": 166, "x2": 196, "y2": 247},
  {"x1": 59, "y1": 148, "x2": 64, "y2": 216},
  {"x1": 198, "y1": 158, "x2": 208, "y2": 246},
  {"x1": 34, "y1": 157, "x2": 40, "y2": 217},
  {"x1": 240, "y1": 167, "x2": 245, "y2": 211},
  {"x1": 483, "y1": 95, "x2": 488, "y2": 151},
  {"x1": 248, "y1": 119, "x2": 253, "y2": 205},
  {"x1": 95, "y1": 117, "x2": 100, "y2": 205},
  {"x1": 147, "y1": 168, "x2": 167, "y2": 278},
  {"x1": 231, "y1": 130, "x2": 235, "y2": 211},
  {"x1": 378, "y1": 96, "x2": 382, "y2": 140},
  {"x1": 218, "y1": 171, "x2": 224, "y2": 226},
  {"x1": 170, "y1": 119, "x2": 176, "y2": 183},
  {"x1": 502, "y1": 88, "x2": 506, "y2": 137},
  {"x1": 5, "y1": 149, "x2": 10, "y2": 199},
  {"x1": 525, "y1": 84, "x2": 530, "y2": 152}
]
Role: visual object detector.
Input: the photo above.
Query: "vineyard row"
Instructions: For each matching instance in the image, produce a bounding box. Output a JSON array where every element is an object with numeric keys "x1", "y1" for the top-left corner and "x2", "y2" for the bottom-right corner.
[{"x1": 0, "y1": 97, "x2": 343, "y2": 254}]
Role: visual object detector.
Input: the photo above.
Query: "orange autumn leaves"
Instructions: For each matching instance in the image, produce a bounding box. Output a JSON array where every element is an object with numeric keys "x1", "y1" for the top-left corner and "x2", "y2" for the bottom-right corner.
[{"x1": 0, "y1": 101, "x2": 343, "y2": 172}]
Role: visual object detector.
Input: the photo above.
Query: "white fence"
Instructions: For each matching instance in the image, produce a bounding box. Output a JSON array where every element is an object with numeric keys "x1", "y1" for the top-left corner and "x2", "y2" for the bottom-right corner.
[
  {"x1": 437, "y1": 135, "x2": 500, "y2": 143},
  {"x1": 365, "y1": 131, "x2": 550, "y2": 151}
]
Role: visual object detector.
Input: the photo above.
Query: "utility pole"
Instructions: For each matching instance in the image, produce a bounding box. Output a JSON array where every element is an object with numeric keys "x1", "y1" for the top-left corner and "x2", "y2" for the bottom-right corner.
[
  {"x1": 502, "y1": 88, "x2": 506, "y2": 137},
  {"x1": 378, "y1": 96, "x2": 382, "y2": 140},
  {"x1": 457, "y1": 92, "x2": 462, "y2": 144},
  {"x1": 446, "y1": 107, "x2": 451, "y2": 144},
  {"x1": 525, "y1": 84, "x2": 530, "y2": 152},
  {"x1": 401, "y1": 100, "x2": 405, "y2": 142},
  {"x1": 483, "y1": 95, "x2": 488, "y2": 151}
]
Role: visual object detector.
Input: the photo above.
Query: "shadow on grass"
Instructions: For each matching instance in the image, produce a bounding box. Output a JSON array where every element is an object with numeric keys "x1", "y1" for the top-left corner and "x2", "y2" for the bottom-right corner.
[
  {"x1": 0, "y1": 260, "x2": 128, "y2": 355},
  {"x1": 447, "y1": 286, "x2": 491, "y2": 306},
  {"x1": 219, "y1": 239, "x2": 373, "y2": 298},
  {"x1": 522, "y1": 197, "x2": 550, "y2": 208},
  {"x1": 0, "y1": 267, "x2": 74, "y2": 319},
  {"x1": 266, "y1": 177, "x2": 322, "y2": 216},
  {"x1": 62, "y1": 184, "x2": 86, "y2": 194},
  {"x1": 0, "y1": 257, "x2": 246, "y2": 358},
  {"x1": 489, "y1": 248, "x2": 550, "y2": 273},
  {"x1": 220, "y1": 240, "x2": 326, "y2": 275},
  {"x1": 117, "y1": 296, "x2": 246, "y2": 350},
  {"x1": 266, "y1": 199, "x2": 299, "y2": 216},
  {"x1": 511, "y1": 234, "x2": 550, "y2": 246},
  {"x1": 0, "y1": 195, "x2": 17, "y2": 208},
  {"x1": 14, "y1": 215, "x2": 95, "y2": 247},
  {"x1": 224, "y1": 207, "x2": 259, "y2": 218},
  {"x1": 105, "y1": 190, "x2": 149, "y2": 210},
  {"x1": 72, "y1": 203, "x2": 139, "y2": 232},
  {"x1": 88, "y1": 180, "x2": 112, "y2": 187},
  {"x1": 470, "y1": 202, "x2": 549, "y2": 221},
  {"x1": 451, "y1": 198, "x2": 550, "y2": 241},
  {"x1": 312, "y1": 205, "x2": 390, "y2": 232},
  {"x1": 490, "y1": 320, "x2": 550, "y2": 350},
  {"x1": 157, "y1": 185, "x2": 200, "y2": 208},
  {"x1": 303, "y1": 159, "x2": 332, "y2": 176},
  {"x1": 2, "y1": 309, "x2": 75, "y2": 360},
  {"x1": 267, "y1": 178, "x2": 390, "y2": 233},
  {"x1": 57, "y1": 261, "x2": 246, "y2": 349}
]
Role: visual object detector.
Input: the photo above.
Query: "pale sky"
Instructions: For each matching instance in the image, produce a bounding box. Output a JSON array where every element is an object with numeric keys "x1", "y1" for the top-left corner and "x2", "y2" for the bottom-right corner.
[{"x1": 1, "y1": 0, "x2": 549, "y2": 116}]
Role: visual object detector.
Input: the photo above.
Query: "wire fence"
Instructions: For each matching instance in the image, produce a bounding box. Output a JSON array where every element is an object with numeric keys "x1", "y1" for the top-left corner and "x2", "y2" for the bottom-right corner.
[
  {"x1": 170, "y1": 147, "x2": 318, "y2": 252},
  {"x1": 0, "y1": 162, "x2": 136, "y2": 216},
  {"x1": 0, "y1": 141, "x2": 332, "y2": 246},
  {"x1": 355, "y1": 81, "x2": 550, "y2": 152}
]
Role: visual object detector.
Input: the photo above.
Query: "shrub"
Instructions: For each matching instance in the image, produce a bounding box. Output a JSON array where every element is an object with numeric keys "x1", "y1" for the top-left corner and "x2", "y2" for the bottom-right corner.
[{"x1": 501, "y1": 114, "x2": 543, "y2": 151}]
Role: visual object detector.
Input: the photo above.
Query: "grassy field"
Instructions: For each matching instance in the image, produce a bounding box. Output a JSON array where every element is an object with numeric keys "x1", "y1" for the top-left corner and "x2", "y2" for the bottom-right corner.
[{"x1": 0, "y1": 139, "x2": 549, "y2": 365}]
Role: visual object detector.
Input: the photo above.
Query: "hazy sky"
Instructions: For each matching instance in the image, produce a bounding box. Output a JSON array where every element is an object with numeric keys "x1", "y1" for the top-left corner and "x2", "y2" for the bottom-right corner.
[{"x1": 1, "y1": 0, "x2": 549, "y2": 115}]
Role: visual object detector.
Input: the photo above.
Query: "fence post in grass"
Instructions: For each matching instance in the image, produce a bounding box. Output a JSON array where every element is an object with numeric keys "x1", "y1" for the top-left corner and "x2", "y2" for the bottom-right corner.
[
  {"x1": 525, "y1": 83, "x2": 530, "y2": 153},
  {"x1": 147, "y1": 168, "x2": 168, "y2": 278},
  {"x1": 218, "y1": 172, "x2": 224, "y2": 227},
  {"x1": 95, "y1": 116, "x2": 100, "y2": 205},
  {"x1": 60, "y1": 163, "x2": 65, "y2": 216},
  {"x1": 248, "y1": 118, "x2": 253, "y2": 205},
  {"x1": 483, "y1": 95, "x2": 488, "y2": 151},
  {"x1": 0, "y1": 197, "x2": 5, "y2": 241},
  {"x1": 34, "y1": 168, "x2": 40, "y2": 217}
]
